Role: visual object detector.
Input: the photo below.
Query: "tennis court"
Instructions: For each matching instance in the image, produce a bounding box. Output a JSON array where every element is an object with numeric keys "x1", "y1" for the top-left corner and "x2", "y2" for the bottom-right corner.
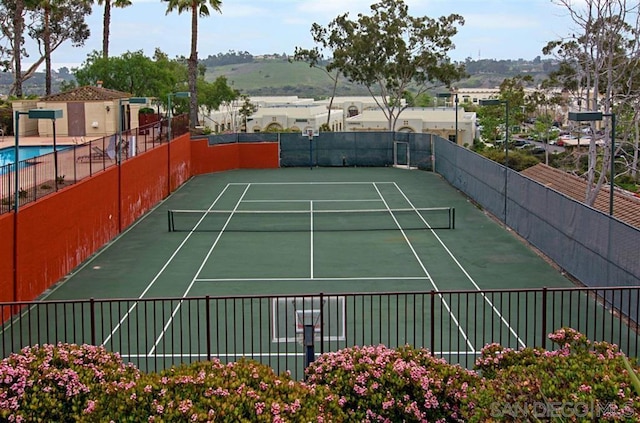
[{"x1": 4, "y1": 167, "x2": 637, "y2": 376}]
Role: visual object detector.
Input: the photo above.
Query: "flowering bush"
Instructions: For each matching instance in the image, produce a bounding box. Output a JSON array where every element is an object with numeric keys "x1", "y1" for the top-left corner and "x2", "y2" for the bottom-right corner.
[
  {"x1": 92, "y1": 358, "x2": 345, "y2": 422},
  {"x1": 465, "y1": 327, "x2": 640, "y2": 422},
  {"x1": 2, "y1": 330, "x2": 640, "y2": 422},
  {"x1": 305, "y1": 344, "x2": 479, "y2": 422},
  {"x1": 0, "y1": 343, "x2": 140, "y2": 422}
]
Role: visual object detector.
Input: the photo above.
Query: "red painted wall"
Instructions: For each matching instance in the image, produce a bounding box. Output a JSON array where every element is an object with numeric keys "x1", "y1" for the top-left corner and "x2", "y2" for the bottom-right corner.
[
  {"x1": 0, "y1": 213, "x2": 15, "y2": 304},
  {"x1": 2, "y1": 135, "x2": 278, "y2": 305},
  {"x1": 190, "y1": 140, "x2": 279, "y2": 174},
  {"x1": 16, "y1": 170, "x2": 119, "y2": 301}
]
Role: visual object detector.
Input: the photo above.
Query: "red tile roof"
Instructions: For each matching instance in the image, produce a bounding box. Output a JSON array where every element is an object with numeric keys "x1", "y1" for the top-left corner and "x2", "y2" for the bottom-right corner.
[
  {"x1": 41, "y1": 86, "x2": 131, "y2": 102},
  {"x1": 521, "y1": 163, "x2": 640, "y2": 228}
]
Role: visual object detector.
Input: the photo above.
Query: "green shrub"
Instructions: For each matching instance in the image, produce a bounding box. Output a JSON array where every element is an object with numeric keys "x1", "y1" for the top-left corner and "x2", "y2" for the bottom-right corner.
[
  {"x1": 93, "y1": 358, "x2": 345, "y2": 422},
  {"x1": 464, "y1": 327, "x2": 640, "y2": 422}
]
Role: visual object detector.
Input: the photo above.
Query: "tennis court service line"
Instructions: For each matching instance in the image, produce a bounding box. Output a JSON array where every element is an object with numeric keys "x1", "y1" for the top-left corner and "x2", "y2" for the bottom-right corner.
[
  {"x1": 392, "y1": 182, "x2": 526, "y2": 349},
  {"x1": 119, "y1": 349, "x2": 478, "y2": 360},
  {"x1": 372, "y1": 183, "x2": 476, "y2": 353},
  {"x1": 101, "y1": 183, "x2": 237, "y2": 349},
  {"x1": 196, "y1": 276, "x2": 431, "y2": 282},
  {"x1": 148, "y1": 184, "x2": 252, "y2": 355}
]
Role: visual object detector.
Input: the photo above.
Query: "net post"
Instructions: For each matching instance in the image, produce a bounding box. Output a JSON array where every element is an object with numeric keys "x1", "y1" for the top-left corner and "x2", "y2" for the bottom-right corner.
[
  {"x1": 167, "y1": 210, "x2": 173, "y2": 232},
  {"x1": 451, "y1": 207, "x2": 455, "y2": 230}
]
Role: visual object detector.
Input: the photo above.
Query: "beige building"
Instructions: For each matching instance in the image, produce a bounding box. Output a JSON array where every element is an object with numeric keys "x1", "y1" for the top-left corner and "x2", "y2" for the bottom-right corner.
[
  {"x1": 12, "y1": 86, "x2": 153, "y2": 140},
  {"x1": 206, "y1": 95, "x2": 476, "y2": 146}
]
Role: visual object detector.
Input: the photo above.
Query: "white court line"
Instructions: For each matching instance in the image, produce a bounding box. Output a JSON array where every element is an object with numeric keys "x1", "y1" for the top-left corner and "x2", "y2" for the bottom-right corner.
[
  {"x1": 196, "y1": 276, "x2": 430, "y2": 282},
  {"x1": 226, "y1": 181, "x2": 397, "y2": 185},
  {"x1": 242, "y1": 199, "x2": 383, "y2": 203},
  {"x1": 121, "y1": 350, "x2": 479, "y2": 359},
  {"x1": 310, "y1": 200, "x2": 314, "y2": 279},
  {"x1": 392, "y1": 182, "x2": 526, "y2": 349},
  {"x1": 373, "y1": 182, "x2": 476, "y2": 353},
  {"x1": 100, "y1": 184, "x2": 233, "y2": 347},
  {"x1": 148, "y1": 184, "x2": 252, "y2": 355}
]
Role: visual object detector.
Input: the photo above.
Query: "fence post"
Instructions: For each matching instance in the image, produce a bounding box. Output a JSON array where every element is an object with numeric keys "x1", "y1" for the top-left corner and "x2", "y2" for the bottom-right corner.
[
  {"x1": 90, "y1": 298, "x2": 96, "y2": 346},
  {"x1": 319, "y1": 292, "x2": 324, "y2": 354},
  {"x1": 430, "y1": 290, "x2": 435, "y2": 356},
  {"x1": 205, "y1": 295, "x2": 211, "y2": 361},
  {"x1": 541, "y1": 287, "x2": 547, "y2": 349}
]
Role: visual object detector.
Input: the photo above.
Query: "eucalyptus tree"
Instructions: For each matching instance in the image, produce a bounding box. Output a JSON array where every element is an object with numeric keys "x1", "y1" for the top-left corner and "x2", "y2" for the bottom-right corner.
[
  {"x1": 307, "y1": 0, "x2": 465, "y2": 130},
  {"x1": 292, "y1": 42, "x2": 342, "y2": 129},
  {"x1": 0, "y1": 0, "x2": 33, "y2": 96},
  {"x1": 544, "y1": 0, "x2": 640, "y2": 206},
  {"x1": 163, "y1": 0, "x2": 222, "y2": 128},
  {"x1": 93, "y1": 0, "x2": 132, "y2": 59},
  {"x1": 26, "y1": 0, "x2": 91, "y2": 95}
]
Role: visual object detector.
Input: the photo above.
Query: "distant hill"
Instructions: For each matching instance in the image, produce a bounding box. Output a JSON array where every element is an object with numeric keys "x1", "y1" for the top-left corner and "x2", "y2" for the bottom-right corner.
[
  {"x1": 0, "y1": 53, "x2": 557, "y2": 98},
  {"x1": 204, "y1": 55, "x2": 557, "y2": 97},
  {"x1": 204, "y1": 59, "x2": 371, "y2": 98}
]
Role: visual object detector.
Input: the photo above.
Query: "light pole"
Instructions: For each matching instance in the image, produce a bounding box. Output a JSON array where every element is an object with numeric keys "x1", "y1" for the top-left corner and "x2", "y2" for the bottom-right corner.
[
  {"x1": 569, "y1": 111, "x2": 616, "y2": 216},
  {"x1": 12, "y1": 108, "x2": 62, "y2": 303},
  {"x1": 117, "y1": 97, "x2": 147, "y2": 232},
  {"x1": 480, "y1": 99, "x2": 510, "y2": 221},
  {"x1": 437, "y1": 91, "x2": 459, "y2": 143},
  {"x1": 167, "y1": 92, "x2": 190, "y2": 142}
]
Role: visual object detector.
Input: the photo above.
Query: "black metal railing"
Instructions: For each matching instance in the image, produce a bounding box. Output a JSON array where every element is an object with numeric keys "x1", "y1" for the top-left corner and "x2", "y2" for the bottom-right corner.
[
  {"x1": 1, "y1": 286, "x2": 638, "y2": 378},
  {"x1": 0, "y1": 115, "x2": 189, "y2": 214}
]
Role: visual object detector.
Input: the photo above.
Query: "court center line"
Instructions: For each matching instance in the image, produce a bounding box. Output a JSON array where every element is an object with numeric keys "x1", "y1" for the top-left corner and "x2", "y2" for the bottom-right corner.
[
  {"x1": 100, "y1": 183, "x2": 233, "y2": 348},
  {"x1": 392, "y1": 182, "x2": 526, "y2": 349},
  {"x1": 372, "y1": 183, "x2": 476, "y2": 353},
  {"x1": 148, "y1": 184, "x2": 252, "y2": 355}
]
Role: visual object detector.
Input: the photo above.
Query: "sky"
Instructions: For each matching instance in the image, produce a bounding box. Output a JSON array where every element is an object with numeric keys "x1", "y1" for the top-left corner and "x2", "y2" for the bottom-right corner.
[{"x1": 32, "y1": 0, "x2": 582, "y2": 71}]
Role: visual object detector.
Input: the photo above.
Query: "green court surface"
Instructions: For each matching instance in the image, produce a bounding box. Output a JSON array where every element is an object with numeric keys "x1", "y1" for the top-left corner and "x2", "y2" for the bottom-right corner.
[
  {"x1": 48, "y1": 167, "x2": 574, "y2": 300},
  {"x1": 17, "y1": 167, "x2": 634, "y2": 375}
]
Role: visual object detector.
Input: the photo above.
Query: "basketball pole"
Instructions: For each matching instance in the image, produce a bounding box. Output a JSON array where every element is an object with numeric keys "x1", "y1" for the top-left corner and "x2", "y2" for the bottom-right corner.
[{"x1": 308, "y1": 132, "x2": 313, "y2": 170}]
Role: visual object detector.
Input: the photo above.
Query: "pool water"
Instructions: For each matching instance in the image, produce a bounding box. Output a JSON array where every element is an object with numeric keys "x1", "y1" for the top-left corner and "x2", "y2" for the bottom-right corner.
[{"x1": 0, "y1": 145, "x2": 72, "y2": 168}]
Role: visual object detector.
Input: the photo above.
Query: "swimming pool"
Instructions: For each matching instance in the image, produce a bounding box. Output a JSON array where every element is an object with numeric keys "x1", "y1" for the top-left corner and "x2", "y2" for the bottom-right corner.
[{"x1": 0, "y1": 145, "x2": 73, "y2": 167}]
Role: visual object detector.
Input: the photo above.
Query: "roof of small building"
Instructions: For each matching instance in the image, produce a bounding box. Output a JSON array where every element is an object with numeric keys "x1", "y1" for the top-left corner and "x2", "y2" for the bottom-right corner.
[
  {"x1": 41, "y1": 86, "x2": 131, "y2": 102},
  {"x1": 521, "y1": 163, "x2": 640, "y2": 228}
]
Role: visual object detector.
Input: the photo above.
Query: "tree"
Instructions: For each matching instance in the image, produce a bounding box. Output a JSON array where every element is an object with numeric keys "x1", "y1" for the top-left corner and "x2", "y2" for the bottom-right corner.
[
  {"x1": 197, "y1": 75, "x2": 237, "y2": 125},
  {"x1": 499, "y1": 75, "x2": 534, "y2": 125},
  {"x1": 93, "y1": 0, "x2": 132, "y2": 59},
  {"x1": 23, "y1": 0, "x2": 91, "y2": 95},
  {"x1": 544, "y1": 0, "x2": 640, "y2": 206},
  {"x1": 1, "y1": 0, "x2": 30, "y2": 96},
  {"x1": 307, "y1": 0, "x2": 465, "y2": 130},
  {"x1": 163, "y1": 0, "x2": 222, "y2": 129},
  {"x1": 293, "y1": 40, "x2": 342, "y2": 128},
  {"x1": 237, "y1": 95, "x2": 257, "y2": 132},
  {"x1": 73, "y1": 49, "x2": 181, "y2": 97}
]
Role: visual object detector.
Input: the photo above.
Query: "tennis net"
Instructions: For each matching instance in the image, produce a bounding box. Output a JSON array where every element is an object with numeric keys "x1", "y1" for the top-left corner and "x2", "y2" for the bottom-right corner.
[{"x1": 167, "y1": 207, "x2": 455, "y2": 232}]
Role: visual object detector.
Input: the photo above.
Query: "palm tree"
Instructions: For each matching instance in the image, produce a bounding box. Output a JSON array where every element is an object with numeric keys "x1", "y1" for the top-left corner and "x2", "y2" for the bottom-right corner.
[
  {"x1": 94, "y1": 0, "x2": 132, "y2": 59},
  {"x1": 164, "y1": 0, "x2": 222, "y2": 128}
]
